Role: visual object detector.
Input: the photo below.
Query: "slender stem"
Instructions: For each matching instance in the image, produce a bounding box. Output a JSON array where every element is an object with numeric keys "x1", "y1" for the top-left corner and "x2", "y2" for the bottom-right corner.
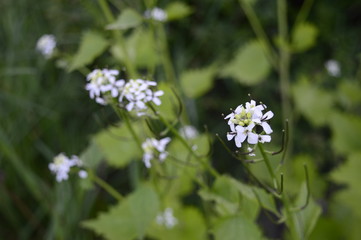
[
  {"x1": 294, "y1": 0, "x2": 315, "y2": 27},
  {"x1": 239, "y1": 0, "x2": 278, "y2": 70},
  {"x1": 277, "y1": 0, "x2": 293, "y2": 157},
  {"x1": 258, "y1": 143, "x2": 279, "y2": 190},
  {"x1": 97, "y1": 0, "x2": 137, "y2": 77},
  {"x1": 88, "y1": 171, "x2": 123, "y2": 201}
]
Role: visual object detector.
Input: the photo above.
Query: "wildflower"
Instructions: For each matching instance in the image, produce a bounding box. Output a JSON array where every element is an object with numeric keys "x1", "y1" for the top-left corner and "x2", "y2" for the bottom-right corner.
[
  {"x1": 179, "y1": 125, "x2": 199, "y2": 139},
  {"x1": 225, "y1": 99, "x2": 273, "y2": 148},
  {"x1": 325, "y1": 59, "x2": 341, "y2": 77},
  {"x1": 145, "y1": 7, "x2": 167, "y2": 22},
  {"x1": 141, "y1": 137, "x2": 171, "y2": 168},
  {"x1": 36, "y1": 34, "x2": 56, "y2": 59},
  {"x1": 78, "y1": 170, "x2": 88, "y2": 179},
  {"x1": 119, "y1": 79, "x2": 164, "y2": 116},
  {"x1": 247, "y1": 147, "x2": 256, "y2": 156},
  {"x1": 156, "y1": 208, "x2": 178, "y2": 229},
  {"x1": 48, "y1": 153, "x2": 86, "y2": 182},
  {"x1": 85, "y1": 69, "x2": 125, "y2": 105}
]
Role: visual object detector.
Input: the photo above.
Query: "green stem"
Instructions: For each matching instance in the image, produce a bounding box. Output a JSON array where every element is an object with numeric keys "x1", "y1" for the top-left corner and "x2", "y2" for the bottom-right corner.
[
  {"x1": 239, "y1": 0, "x2": 278, "y2": 70},
  {"x1": 282, "y1": 193, "x2": 301, "y2": 240},
  {"x1": 88, "y1": 171, "x2": 123, "y2": 201},
  {"x1": 158, "y1": 25, "x2": 178, "y2": 85},
  {"x1": 258, "y1": 143, "x2": 279, "y2": 190},
  {"x1": 97, "y1": 0, "x2": 137, "y2": 77},
  {"x1": 277, "y1": 0, "x2": 293, "y2": 157},
  {"x1": 294, "y1": 0, "x2": 315, "y2": 27}
]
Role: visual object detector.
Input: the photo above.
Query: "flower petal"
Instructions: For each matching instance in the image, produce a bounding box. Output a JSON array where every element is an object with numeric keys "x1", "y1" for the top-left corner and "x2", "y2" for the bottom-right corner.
[
  {"x1": 261, "y1": 122, "x2": 273, "y2": 134},
  {"x1": 247, "y1": 132, "x2": 259, "y2": 144}
]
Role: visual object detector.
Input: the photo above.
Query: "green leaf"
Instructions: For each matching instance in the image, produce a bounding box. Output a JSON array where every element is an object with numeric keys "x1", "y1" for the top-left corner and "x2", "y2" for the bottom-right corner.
[
  {"x1": 83, "y1": 185, "x2": 160, "y2": 240},
  {"x1": 93, "y1": 122, "x2": 141, "y2": 168},
  {"x1": 329, "y1": 113, "x2": 361, "y2": 154},
  {"x1": 148, "y1": 207, "x2": 207, "y2": 240},
  {"x1": 79, "y1": 140, "x2": 104, "y2": 168},
  {"x1": 221, "y1": 40, "x2": 271, "y2": 85},
  {"x1": 291, "y1": 22, "x2": 318, "y2": 52},
  {"x1": 214, "y1": 215, "x2": 263, "y2": 240},
  {"x1": 293, "y1": 182, "x2": 322, "y2": 239},
  {"x1": 180, "y1": 65, "x2": 217, "y2": 98},
  {"x1": 69, "y1": 31, "x2": 108, "y2": 71},
  {"x1": 106, "y1": 8, "x2": 143, "y2": 30},
  {"x1": 156, "y1": 83, "x2": 178, "y2": 121},
  {"x1": 292, "y1": 77, "x2": 334, "y2": 126},
  {"x1": 165, "y1": 2, "x2": 192, "y2": 21}
]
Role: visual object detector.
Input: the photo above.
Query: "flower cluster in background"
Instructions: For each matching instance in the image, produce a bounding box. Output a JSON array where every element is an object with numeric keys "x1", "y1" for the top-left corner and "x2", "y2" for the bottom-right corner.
[
  {"x1": 86, "y1": 69, "x2": 164, "y2": 116},
  {"x1": 48, "y1": 153, "x2": 87, "y2": 182},
  {"x1": 36, "y1": 34, "x2": 57, "y2": 59},
  {"x1": 141, "y1": 137, "x2": 171, "y2": 168},
  {"x1": 324, "y1": 59, "x2": 341, "y2": 77},
  {"x1": 144, "y1": 7, "x2": 167, "y2": 22},
  {"x1": 156, "y1": 208, "x2": 178, "y2": 229},
  {"x1": 225, "y1": 100, "x2": 274, "y2": 148}
]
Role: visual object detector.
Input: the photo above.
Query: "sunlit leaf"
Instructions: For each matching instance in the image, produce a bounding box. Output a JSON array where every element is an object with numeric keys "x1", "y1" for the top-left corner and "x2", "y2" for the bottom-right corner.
[
  {"x1": 180, "y1": 65, "x2": 217, "y2": 98},
  {"x1": 79, "y1": 140, "x2": 104, "y2": 168},
  {"x1": 93, "y1": 122, "x2": 142, "y2": 168},
  {"x1": 106, "y1": 8, "x2": 143, "y2": 30},
  {"x1": 291, "y1": 22, "x2": 318, "y2": 52},
  {"x1": 220, "y1": 40, "x2": 271, "y2": 85},
  {"x1": 292, "y1": 77, "x2": 334, "y2": 126},
  {"x1": 69, "y1": 31, "x2": 108, "y2": 71},
  {"x1": 165, "y1": 2, "x2": 192, "y2": 21},
  {"x1": 83, "y1": 185, "x2": 160, "y2": 240},
  {"x1": 214, "y1": 215, "x2": 263, "y2": 240}
]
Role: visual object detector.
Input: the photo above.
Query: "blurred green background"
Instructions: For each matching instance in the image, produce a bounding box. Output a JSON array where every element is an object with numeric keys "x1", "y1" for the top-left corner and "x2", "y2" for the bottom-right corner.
[{"x1": 1, "y1": 0, "x2": 361, "y2": 239}]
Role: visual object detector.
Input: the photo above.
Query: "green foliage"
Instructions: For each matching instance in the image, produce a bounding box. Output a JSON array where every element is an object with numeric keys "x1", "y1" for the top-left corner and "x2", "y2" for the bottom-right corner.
[
  {"x1": 292, "y1": 77, "x2": 334, "y2": 126},
  {"x1": 291, "y1": 22, "x2": 318, "y2": 52},
  {"x1": 221, "y1": 40, "x2": 271, "y2": 85},
  {"x1": 106, "y1": 8, "x2": 143, "y2": 30},
  {"x1": 213, "y1": 214, "x2": 263, "y2": 240},
  {"x1": 69, "y1": 31, "x2": 109, "y2": 71},
  {"x1": 93, "y1": 122, "x2": 142, "y2": 168},
  {"x1": 83, "y1": 185, "x2": 160, "y2": 240},
  {"x1": 180, "y1": 65, "x2": 217, "y2": 98},
  {"x1": 165, "y1": 2, "x2": 192, "y2": 21}
]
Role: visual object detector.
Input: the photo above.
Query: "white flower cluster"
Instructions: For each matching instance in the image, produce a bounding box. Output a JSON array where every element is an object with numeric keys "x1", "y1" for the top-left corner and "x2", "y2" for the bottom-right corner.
[
  {"x1": 225, "y1": 100, "x2": 274, "y2": 148},
  {"x1": 156, "y1": 208, "x2": 178, "y2": 229},
  {"x1": 145, "y1": 7, "x2": 167, "y2": 22},
  {"x1": 179, "y1": 125, "x2": 199, "y2": 140},
  {"x1": 86, "y1": 69, "x2": 164, "y2": 115},
  {"x1": 141, "y1": 137, "x2": 171, "y2": 168},
  {"x1": 36, "y1": 34, "x2": 57, "y2": 59},
  {"x1": 48, "y1": 153, "x2": 87, "y2": 182}
]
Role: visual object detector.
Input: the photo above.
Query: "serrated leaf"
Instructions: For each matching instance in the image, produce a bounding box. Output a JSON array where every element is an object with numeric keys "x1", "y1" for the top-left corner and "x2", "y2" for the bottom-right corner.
[
  {"x1": 69, "y1": 31, "x2": 108, "y2": 71},
  {"x1": 106, "y1": 8, "x2": 142, "y2": 30},
  {"x1": 93, "y1": 122, "x2": 141, "y2": 168},
  {"x1": 166, "y1": 2, "x2": 192, "y2": 21},
  {"x1": 221, "y1": 40, "x2": 271, "y2": 85},
  {"x1": 329, "y1": 112, "x2": 361, "y2": 154},
  {"x1": 292, "y1": 77, "x2": 334, "y2": 126},
  {"x1": 83, "y1": 185, "x2": 159, "y2": 240},
  {"x1": 291, "y1": 22, "x2": 318, "y2": 52},
  {"x1": 214, "y1": 215, "x2": 263, "y2": 240},
  {"x1": 180, "y1": 66, "x2": 216, "y2": 98}
]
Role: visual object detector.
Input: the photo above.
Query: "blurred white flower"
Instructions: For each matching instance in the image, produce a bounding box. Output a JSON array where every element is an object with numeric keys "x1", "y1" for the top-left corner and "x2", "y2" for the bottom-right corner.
[
  {"x1": 85, "y1": 69, "x2": 125, "y2": 105},
  {"x1": 141, "y1": 137, "x2": 171, "y2": 168},
  {"x1": 179, "y1": 125, "x2": 199, "y2": 139},
  {"x1": 49, "y1": 153, "x2": 85, "y2": 182},
  {"x1": 225, "y1": 99, "x2": 273, "y2": 148},
  {"x1": 325, "y1": 59, "x2": 341, "y2": 77},
  {"x1": 156, "y1": 208, "x2": 178, "y2": 229},
  {"x1": 78, "y1": 170, "x2": 88, "y2": 179},
  {"x1": 36, "y1": 34, "x2": 56, "y2": 59},
  {"x1": 145, "y1": 7, "x2": 167, "y2": 22}
]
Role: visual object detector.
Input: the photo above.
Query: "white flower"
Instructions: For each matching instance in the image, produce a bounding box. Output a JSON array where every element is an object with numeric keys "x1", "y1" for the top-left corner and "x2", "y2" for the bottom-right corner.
[
  {"x1": 141, "y1": 137, "x2": 171, "y2": 168},
  {"x1": 78, "y1": 170, "x2": 88, "y2": 179},
  {"x1": 36, "y1": 34, "x2": 56, "y2": 59},
  {"x1": 156, "y1": 208, "x2": 178, "y2": 229},
  {"x1": 145, "y1": 7, "x2": 167, "y2": 22},
  {"x1": 85, "y1": 69, "x2": 124, "y2": 105},
  {"x1": 325, "y1": 59, "x2": 341, "y2": 77},
  {"x1": 119, "y1": 79, "x2": 163, "y2": 115},
  {"x1": 247, "y1": 147, "x2": 256, "y2": 156},
  {"x1": 225, "y1": 99, "x2": 273, "y2": 148},
  {"x1": 179, "y1": 125, "x2": 199, "y2": 139},
  {"x1": 49, "y1": 153, "x2": 85, "y2": 182}
]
